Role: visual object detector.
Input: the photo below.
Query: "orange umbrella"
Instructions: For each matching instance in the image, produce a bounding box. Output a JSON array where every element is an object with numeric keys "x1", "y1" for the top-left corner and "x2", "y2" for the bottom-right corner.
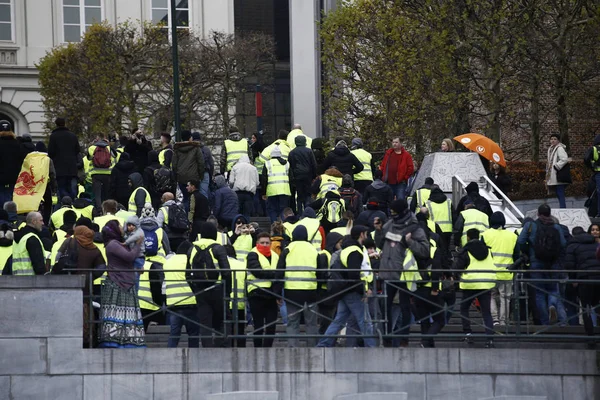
[{"x1": 453, "y1": 133, "x2": 506, "y2": 167}]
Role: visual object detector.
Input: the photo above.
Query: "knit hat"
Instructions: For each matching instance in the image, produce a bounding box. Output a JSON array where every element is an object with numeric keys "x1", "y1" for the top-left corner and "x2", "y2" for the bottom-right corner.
[
  {"x1": 336, "y1": 140, "x2": 348, "y2": 148},
  {"x1": 350, "y1": 225, "x2": 369, "y2": 240},
  {"x1": 466, "y1": 182, "x2": 479, "y2": 194},
  {"x1": 0, "y1": 120, "x2": 11, "y2": 131},
  {"x1": 192, "y1": 132, "x2": 201, "y2": 141},
  {"x1": 342, "y1": 174, "x2": 354, "y2": 188},
  {"x1": 141, "y1": 203, "x2": 155, "y2": 219},
  {"x1": 75, "y1": 217, "x2": 94, "y2": 230},
  {"x1": 390, "y1": 199, "x2": 408, "y2": 215},
  {"x1": 302, "y1": 207, "x2": 317, "y2": 219},
  {"x1": 351, "y1": 138, "x2": 363, "y2": 148},
  {"x1": 271, "y1": 145, "x2": 282, "y2": 158},
  {"x1": 61, "y1": 196, "x2": 73, "y2": 206},
  {"x1": 489, "y1": 211, "x2": 506, "y2": 229},
  {"x1": 199, "y1": 222, "x2": 217, "y2": 240}
]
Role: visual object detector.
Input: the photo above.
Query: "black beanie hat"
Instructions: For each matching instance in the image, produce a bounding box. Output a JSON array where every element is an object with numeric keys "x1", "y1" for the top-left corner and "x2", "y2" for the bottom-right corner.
[
  {"x1": 199, "y1": 222, "x2": 217, "y2": 240},
  {"x1": 489, "y1": 211, "x2": 506, "y2": 229},
  {"x1": 390, "y1": 199, "x2": 408, "y2": 215}
]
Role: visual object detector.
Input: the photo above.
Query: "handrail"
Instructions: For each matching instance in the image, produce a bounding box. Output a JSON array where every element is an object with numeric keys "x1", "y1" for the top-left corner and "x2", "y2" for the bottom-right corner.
[{"x1": 481, "y1": 174, "x2": 524, "y2": 220}]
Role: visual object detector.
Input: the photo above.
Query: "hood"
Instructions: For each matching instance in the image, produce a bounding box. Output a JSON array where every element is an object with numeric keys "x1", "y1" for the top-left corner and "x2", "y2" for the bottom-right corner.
[
  {"x1": 128, "y1": 172, "x2": 144, "y2": 189},
  {"x1": 325, "y1": 232, "x2": 343, "y2": 253},
  {"x1": 163, "y1": 200, "x2": 177, "y2": 207},
  {"x1": 0, "y1": 131, "x2": 15, "y2": 139},
  {"x1": 228, "y1": 132, "x2": 242, "y2": 141},
  {"x1": 295, "y1": 135, "x2": 307, "y2": 147},
  {"x1": 428, "y1": 187, "x2": 447, "y2": 203},
  {"x1": 292, "y1": 225, "x2": 308, "y2": 242},
  {"x1": 116, "y1": 159, "x2": 135, "y2": 172},
  {"x1": 215, "y1": 175, "x2": 228, "y2": 189},
  {"x1": 125, "y1": 215, "x2": 140, "y2": 229},
  {"x1": 392, "y1": 211, "x2": 418, "y2": 227},
  {"x1": 93, "y1": 139, "x2": 109, "y2": 147},
  {"x1": 594, "y1": 134, "x2": 600, "y2": 146},
  {"x1": 237, "y1": 154, "x2": 250, "y2": 165},
  {"x1": 283, "y1": 215, "x2": 300, "y2": 225},
  {"x1": 324, "y1": 168, "x2": 344, "y2": 178},
  {"x1": 74, "y1": 226, "x2": 96, "y2": 250},
  {"x1": 302, "y1": 207, "x2": 317, "y2": 219},
  {"x1": 537, "y1": 215, "x2": 556, "y2": 225},
  {"x1": 140, "y1": 217, "x2": 159, "y2": 231},
  {"x1": 371, "y1": 179, "x2": 387, "y2": 190},
  {"x1": 231, "y1": 214, "x2": 249, "y2": 231},
  {"x1": 147, "y1": 150, "x2": 159, "y2": 165},
  {"x1": 464, "y1": 239, "x2": 490, "y2": 260},
  {"x1": 174, "y1": 141, "x2": 200, "y2": 153},
  {"x1": 332, "y1": 145, "x2": 350, "y2": 157},
  {"x1": 35, "y1": 142, "x2": 48, "y2": 152},
  {"x1": 571, "y1": 233, "x2": 597, "y2": 245},
  {"x1": 466, "y1": 182, "x2": 479, "y2": 194},
  {"x1": 489, "y1": 211, "x2": 506, "y2": 229},
  {"x1": 73, "y1": 197, "x2": 92, "y2": 209}
]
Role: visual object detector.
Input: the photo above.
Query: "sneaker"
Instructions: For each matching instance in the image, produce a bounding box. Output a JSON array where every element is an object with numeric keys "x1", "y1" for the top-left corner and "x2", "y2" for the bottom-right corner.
[
  {"x1": 549, "y1": 306, "x2": 557, "y2": 324},
  {"x1": 464, "y1": 333, "x2": 474, "y2": 345},
  {"x1": 485, "y1": 340, "x2": 495, "y2": 348},
  {"x1": 493, "y1": 321, "x2": 500, "y2": 326}
]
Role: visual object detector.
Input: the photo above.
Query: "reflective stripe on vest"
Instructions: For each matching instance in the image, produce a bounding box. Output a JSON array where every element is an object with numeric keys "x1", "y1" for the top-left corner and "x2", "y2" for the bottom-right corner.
[
  {"x1": 460, "y1": 251, "x2": 497, "y2": 290},
  {"x1": 318, "y1": 174, "x2": 342, "y2": 199},
  {"x1": 415, "y1": 188, "x2": 431, "y2": 210},
  {"x1": 298, "y1": 217, "x2": 322, "y2": 249},
  {"x1": 158, "y1": 147, "x2": 172, "y2": 167},
  {"x1": 164, "y1": 254, "x2": 196, "y2": 306},
  {"x1": 224, "y1": 139, "x2": 249, "y2": 172},
  {"x1": 138, "y1": 262, "x2": 160, "y2": 311},
  {"x1": 351, "y1": 148, "x2": 373, "y2": 181},
  {"x1": 12, "y1": 232, "x2": 43, "y2": 275},
  {"x1": 265, "y1": 160, "x2": 291, "y2": 196},
  {"x1": 0, "y1": 245, "x2": 12, "y2": 273},
  {"x1": 400, "y1": 249, "x2": 419, "y2": 292},
  {"x1": 255, "y1": 140, "x2": 290, "y2": 173},
  {"x1": 232, "y1": 234, "x2": 253, "y2": 262},
  {"x1": 87, "y1": 145, "x2": 112, "y2": 175},
  {"x1": 93, "y1": 215, "x2": 122, "y2": 230},
  {"x1": 284, "y1": 241, "x2": 318, "y2": 290},
  {"x1": 50, "y1": 207, "x2": 74, "y2": 230},
  {"x1": 481, "y1": 228, "x2": 517, "y2": 281},
  {"x1": 247, "y1": 248, "x2": 279, "y2": 293},
  {"x1": 460, "y1": 209, "x2": 489, "y2": 246},
  {"x1": 426, "y1": 199, "x2": 453, "y2": 233},
  {"x1": 128, "y1": 187, "x2": 151, "y2": 212},
  {"x1": 229, "y1": 257, "x2": 246, "y2": 310}
]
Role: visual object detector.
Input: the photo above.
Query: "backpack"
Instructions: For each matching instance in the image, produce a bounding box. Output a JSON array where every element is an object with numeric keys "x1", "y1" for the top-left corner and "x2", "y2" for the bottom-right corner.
[
  {"x1": 52, "y1": 237, "x2": 79, "y2": 274},
  {"x1": 142, "y1": 227, "x2": 159, "y2": 256},
  {"x1": 319, "y1": 198, "x2": 345, "y2": 224},
  {"x1": 154, "y1": 166, "x2": 175, "y2": 194},
  {"x1": 186, "y1": 244, "x2": 220, "y2": 286},
  {"x1": 339, "y1": 188, "x2": 361, "y2": 217},
  {"x1": 92, "y1": 145, "x2": 111, "y2": 169},
  {"x1": 532, "y1": 221, "x2": 562, "y2": 263},
  {"x1": 167, "y1": 203, "x2": 189, "y2": 233},
  {"x1": 326, "y1": 250, "x2": 347, "y2": 300}
]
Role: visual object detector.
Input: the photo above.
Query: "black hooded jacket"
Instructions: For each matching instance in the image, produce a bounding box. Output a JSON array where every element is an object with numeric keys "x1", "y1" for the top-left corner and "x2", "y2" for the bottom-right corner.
[
  {"x1": 143, "y1": 150, "x2": 162, "y2": 205},
  {"x1": 565, "y1": 233, "x2": 600, "y2": 279},
  {"x1": 453, "y1": 238, "x2": 490, "y2": 271},
  {"x1": 288, "y1": 135, "x2": 317, "y2": 182},
  {"x1": 0, "y1": 131, "x2": 25, "y2": 185},
  {"x1": 456, "y1": 182, "x2": 493, "y2": 217},
  {"x1": 124, "y1": 135, "x2": 152, "y2": 173},
  {"x1": 110, "y1": 153, "x2": 135, "y2": 207},
  {"x1": 320, "y1": 145, "x2": 364, "y2": 176},
  {"x1": 48, "y1": 126, "x2": 80, "y2": 178}
]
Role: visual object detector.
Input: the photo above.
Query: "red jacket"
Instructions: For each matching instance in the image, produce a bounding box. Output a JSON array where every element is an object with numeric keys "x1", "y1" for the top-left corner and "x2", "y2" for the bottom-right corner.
[{"x1": 380, "y1": 147, "x2": 414, "y2": 184}]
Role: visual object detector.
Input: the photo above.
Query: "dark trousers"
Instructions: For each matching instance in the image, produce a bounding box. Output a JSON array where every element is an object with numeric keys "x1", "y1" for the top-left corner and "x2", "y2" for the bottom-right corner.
[
  {"x1": 414, "y1": 288, "x2": 446, "y2": 347},
  {"x1": 167, "y1": 306, "x2": 200, "y2": 348},
  {"x1": 354, "y1": 180, "x2": 372, "y2": 195},
  {"x1": 579, "y1": 283, "x2": 600, "y2": 336},
  {"x1": 91, "y1": 174, "x2": 110, "y2": 208},
  {"x1": 294, "y1": 180, "x2": 312, "y2": 215},
  {"x1": 141, "y1": 308, "x2": 166, "y2": 333},
  {"x1": 0, "y1": 184, "x2": 14, "y2": 207},
  {"x1": 248, "y1": 295, "x2": 278, "y2": 347},
  {"x1": 460, "y1": 289, "x2": 494, "y2": 336},
  {"x1": 266, "y1": 195, "x2": 290, "y2": 223},
  {"x1": 236, "y1": 191, "x2": 255, "y2": 218},
  {"x1": 385, "y1": 282, "x2": 412, "y2": 346},
  {"x1": 168, "y1": 236, "x2": 188, "y2": 254},
  {"x1": 195, "y1": 285, "x2": 228, "y2": 347},
  {"x1": 318, "y1": 302, "x2": 338, "y2": 335},
  {"x1": 57, "y1": 176, "x2": 77, "y2": 201},
  {"x1": 230, "y1": 308, "x2": 246, "y2": 348}
]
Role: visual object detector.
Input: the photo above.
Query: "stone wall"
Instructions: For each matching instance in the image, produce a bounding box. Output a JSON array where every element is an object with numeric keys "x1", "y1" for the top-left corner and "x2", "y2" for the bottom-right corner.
[{"x1": 1, "y1": 276, "x2": 599, "y2": 400}]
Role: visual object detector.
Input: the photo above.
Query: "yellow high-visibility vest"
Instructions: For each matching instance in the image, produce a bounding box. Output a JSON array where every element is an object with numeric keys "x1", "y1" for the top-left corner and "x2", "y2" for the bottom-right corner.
[
  {"x1": 229, "y1": 256, "x2": 246, "y2": 311},
  {"x1": 93, "y1": 241, "x2": 107, "y2": 286},
  {"x1": 158, "y1": 147, "x2": 172, "y2": 167},
  {"x1": 297, "y1": 217, "x2": 322, "y2": 250},
  {"x1": 224, "y1": 139, "x2": 249, "y2": 172},
  {"x1": 414, "y1": 188, "x2": 431, "y2": 210},
  {"x1": 426, "y1": 199, "x2": 453, "y2": 233},
  {"x1": 460, "y1": 209, "x2": 489, "y2": 246},
  {"x1": 246, "y1": 248, "x2": 279, "y2": 293},
  {"x1": 189, "y1": 238, "x2": 222, "y2": 283},
  {"x1": 164, "y1": 254, "x2": 197, "y2": 307},
  {"x1": 73, "y1": 205, "x2": 94, "y2": 220},
  {"x1": 0, "y1": 245, "x2": 11, "y2": 273},
  {"x1": 138, "y1": 261, "x2": 160, "y2": 311},
  {"x1": 255, "y1": 140, "x2": 290, "y2": 173},
  {"x1": 284, "y1": 241, "x2": 318, "y2": 291},
  {"x1": 351, "y1": 148, "x2": 373, "y2": 182},
  {"x1": 460, "y1": 250, "x2": 497, "y2": 290},
  {"x1": 265, "y1": 159, "x2": 291, "y2": 197},
  {"x1": 230, "y1": 233, "x2": 253, "y2": 262},
  {"x1": 128, "y1": 187, "x2": 151, "y2": 213},
  {"x1": 481, "y1": 228, "x2": 517, "y2": 281},
  {"x1": 287, "y1": 129, "x2": 312, "y2": 150},
  {"x1": 87, "y1": 145, "x2": 112, "y2": 175},
  {"x1": 50, "y1": 206, "x2": 74, "y2": 230},
  {"x1": 318, "y1": 174, "x2": 343, "y2": 199},
  {"x1": 93, "y1": 215, "x2": 123, "y2": 230},
  {"x1": 12, "y1": 232, "x2": 43, "y2": 275}
]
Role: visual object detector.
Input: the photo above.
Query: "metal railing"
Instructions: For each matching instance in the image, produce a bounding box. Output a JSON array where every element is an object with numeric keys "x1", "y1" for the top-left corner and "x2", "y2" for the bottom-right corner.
[{"x1": 68, "y1": 267, "x2": 600, "y2": 348}]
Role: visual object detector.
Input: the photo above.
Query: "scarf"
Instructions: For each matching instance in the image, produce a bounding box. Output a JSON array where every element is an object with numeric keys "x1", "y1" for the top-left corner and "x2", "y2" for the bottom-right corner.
[
  {"x1": 256, "y1": 243, "x2": 272, "y2": 258},
  {"x1": 74, "y1": 226, "x2": 96, "y2": 250}
]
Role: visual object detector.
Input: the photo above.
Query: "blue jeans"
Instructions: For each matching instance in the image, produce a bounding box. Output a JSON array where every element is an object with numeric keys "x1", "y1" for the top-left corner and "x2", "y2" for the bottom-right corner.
[
  {"x1": 200, "y1": 171, "x2": 210, "y2": 199},
  {"x1": 179, "y1": 183, "x2": 190, "y2": 212},
  {"x1": 133, "y1": 256, "x2": 145, "y2": 291},
  {"x1": 346, "y1": 296, "x2": 381, "y2": 347},
  {"x1": 57, "y1": 177, "x2": 77, "y2": 201},
  {"x1": 595, "y1": 173, "x2": 600, "y2": 216},
  {"x1": 266, "y1": 195, "x2": 290, "y2": 223},
  {"x1": 389, "y1": 182, "x2": 406, "y2": 201},
  {"x1": 530, "y1": 269, "x2": 566, "y2": 325},
  {"x1": 0, "y1": 184, "x2": 14, "y2": 207},
  {"x1": 317, "y1": 291, "x2": 375, "y2": 348},
  {"x1": 554, "y1": 184, "x2": 566, "y2": 209},
  {"x1": 168, "y1": 307, "x2": 200, "y2": 348}
]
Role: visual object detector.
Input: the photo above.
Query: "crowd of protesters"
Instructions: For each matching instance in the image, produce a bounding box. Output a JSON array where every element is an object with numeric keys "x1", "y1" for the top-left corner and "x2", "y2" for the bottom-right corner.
[{"x1": 0, "y1": 118, "x2": 599, "y2": 349}]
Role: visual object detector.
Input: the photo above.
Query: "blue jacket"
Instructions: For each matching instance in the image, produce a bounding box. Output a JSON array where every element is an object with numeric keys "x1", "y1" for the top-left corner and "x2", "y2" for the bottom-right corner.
[
  {"x1": 517, "y1": 217, "x2": 567, "y2": 267},
  {"x1": 213, "y1": 184, "x2": 239, "y2": 222}
]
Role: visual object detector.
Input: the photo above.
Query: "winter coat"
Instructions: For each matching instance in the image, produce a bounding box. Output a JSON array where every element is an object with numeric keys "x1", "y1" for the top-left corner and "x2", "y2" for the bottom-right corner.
[
  {"x1": 124, "y1": 136, "x2": 152, "y2": 173},
  {"x1": 355, "y1": 209, "x2": 387, "y2": 230},
  {"x1": 142, "y1": 151, "x2": 162, "y2": 208},
  {"x1": 380, "y1": 147, "x2": 414, "y2": 184},
  {"x1": 230, "y1": 154, "x2": 259, "y2": 194},
  {"x1": 19, "y1": 136, "x2": 36, "y2": 155},
  {"x1": 140, "y1": 217, "x2": 171, "y2": 255},
  {"x1": 105, "y1": 240, "x2": 141, "y2": 290},
  {"x1": 453, "y1": 238, "x2": 490, "y2": 271},
  {"x1": 109, "y1": 154, "x2": 135, "y2": 207},
  {"x1": 489, "y1": 171, "x2": 511, "y2": 195},
  {"x1": 363, "y1": 179, "x2": 394, "y2": 210},
  {"x1": 320, "y1": 145, "x2": 363, "y2": 177},
  {"x1": 288, "y1": 135, "x2": 317, "y2": 182},
  {"x1": 190, "y1": 190, "x2": 210, "y2": 222},
  {"x1": 213, "y1": 175, "x2": 239, "y2": 223},
  {"x1": 48, "y1": 127, "x2": 80, "y2": 178},
  {"x1": 173, "y1": 141, "x2": 205, "y2": 185},
  {"x1": 0, "y1": 131, "x2": 25, "y2": 185},
  {"x1": 546, "y1": 142, "x2": 569, "y2": 186},
  {"x1": 200, "y1": 144, "x2": 214, "y2": 178},
  {"x1": 565, "y1": 233, "x2": 600, "y2": 279},
  {"x1": 517, "y1": 216, "x2": 567, "y2": 266},
  {"x1": 124, "y1": 215, "x2": 145, "y2": 256}
]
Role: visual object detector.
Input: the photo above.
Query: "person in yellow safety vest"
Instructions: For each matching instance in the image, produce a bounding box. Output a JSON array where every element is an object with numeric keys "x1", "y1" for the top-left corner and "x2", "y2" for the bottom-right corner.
[
  {"x1": 311, "y1": 167, "x2": 344, "y2": 200},
  {"x1": 49, "y1": 196, "x2": 75, "y2": 233},
  {"x1": 0, "y1": 222, "x2": 14, "y2": 274},
  {"x1": 425, "y1": 187, "x2": 454, "y2": 245},
  {"x1": 93, "y1": 200, "x2": 124, "y2": 230},
  {"x1": 92, "y1": 228, "x2": 108, "y2": 293},
  {"x1": 316, "y1": 231, "x2": 344, "y2": 335},
  {"x1": 163, "y1": 243, "x2": 199, "y2": 348},
  {"x1": 410, "y1": 177, "x2": 437, "y2": 212},
  {"x1": 158, "y1": 133, "x2": 174, "y2": 168},
  {"x1": 223, "y1": 244, "x2": 247, "y2": 348},
  {"x1": 220, "y1": 126, "x2": 249, "y2": 175},
  {"x1": 286, "y1": 124, "x2": 313, "y2": 150},
  {"x1": 297, "y1": 207, "x2": 325, "y2": 250},
  {"x1": 188, "y1": 222, "x2": 232, "y2": 348},
  {"x1": 255, "y1": 130, "x2": 291, "y2": 174},
  {"x1": 246, "y1": 232, "x2": 279, "y2": 347},
  {"x1": 137, "y1": 260, "x2": 166, "y2": 332},
  {"x1": 108, "y1": 134, "x2": 124, "y2": 164},
  {"x1": 275, "y1": 225, "x2": 327, "y2": 347},
  {"x1": 82, "y1": 157, "x2": 93, "y2": 188},
  {"x1": 350, "y1": 138, "x2": 375, "y2": 194},
  {"x1": 88, "y1": 138, "x2": 113, "y2": 209},
  {"x1": 454, "y1": 199, "x2": 489, "y2": 247},
  {"x1": 228, "y1": 215, "x2": 255, "y2": 262},
  {"x1": 127, "y1": 172, "x2": 151, "y2": 216},
  {"x1": 454, "y1": 228, "x2": 497, "y2": 348},
  {"x1": 140, "y1": 204, "x2": 171, "y2": 265},
  {"x1": 261, "y1": 146, "x2": 292, "y2": 223},
  {"x1": 481, "y1": 211, "x2": 519, "y2": 326},
  {"x1": 10, "y1": 212, "x2": 47, "y2": 275},
  {"x1": 317, "y1": 225, "x2": 376, "y2": 348},
  {"x1": 52, "y1": 209, "x2": 77, "y2": 243},
  {"x1": 73, "y1": 192, "x2": 95, "y2": 221}
]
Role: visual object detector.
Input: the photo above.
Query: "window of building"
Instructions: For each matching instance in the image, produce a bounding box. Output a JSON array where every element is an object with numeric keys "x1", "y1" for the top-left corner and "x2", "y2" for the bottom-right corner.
[
  {"x1": 0, "y1": 0, "x2": 14, "y2": 42},
  {"x1": 151, "y1": 0, "x2": 189, "y2": 30},
  {"x1": 63, "y1": 0, "x2": 103, "y2": 43}
]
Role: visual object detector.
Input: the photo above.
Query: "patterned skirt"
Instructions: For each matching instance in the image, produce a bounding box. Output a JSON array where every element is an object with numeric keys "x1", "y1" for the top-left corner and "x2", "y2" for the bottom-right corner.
[{"x1": 98, "y1": 279, "x2": 146, "y2": 348}]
